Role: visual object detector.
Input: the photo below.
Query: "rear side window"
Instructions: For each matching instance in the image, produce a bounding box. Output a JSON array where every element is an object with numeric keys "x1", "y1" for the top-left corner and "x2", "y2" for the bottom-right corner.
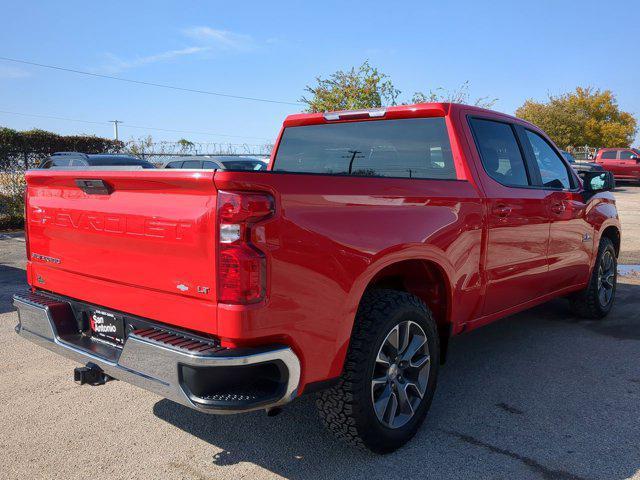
[
  {"x1": 221, "y1": 161, "x2": 265, "y2": 171},
  {"x1": 273, "y1": 118, "x2": 456, "y2": 179},
  {"x1": 601, "y1": 151, "x2": 617, "y2": 159},
  {"x1": 182, "y1": 160, "x2": 201, "y2": 168},
  {"x1": 203, "y1": 161, "x2": 218, "y2": 169},
  {"x1": 524, "y1": 130, "x2": 571, "y2": 189},
  {"x1": 51, "y1": 157, "x2": 71, "y2": 167},
  {"x1": 469, "y1": 118, "x2": 530, "y2": 187}
]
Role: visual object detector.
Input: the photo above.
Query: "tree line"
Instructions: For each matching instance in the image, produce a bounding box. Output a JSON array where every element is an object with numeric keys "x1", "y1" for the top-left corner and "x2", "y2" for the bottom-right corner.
[
  {"x1": 1, "y1": 61, "x2": 637, "y2": 171},
  {"x1": 301, "y1": 61, "x2": 637, "y2": 149},
  {"x1": 0, "y1": 127, "x2": 123, "y2": 170}
]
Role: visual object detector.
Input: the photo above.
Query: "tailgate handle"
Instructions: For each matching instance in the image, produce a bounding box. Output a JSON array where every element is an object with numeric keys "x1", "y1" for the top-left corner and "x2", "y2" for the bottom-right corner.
[{"x1": 75, "y1": 179, "x2": 113, "y2": 195}]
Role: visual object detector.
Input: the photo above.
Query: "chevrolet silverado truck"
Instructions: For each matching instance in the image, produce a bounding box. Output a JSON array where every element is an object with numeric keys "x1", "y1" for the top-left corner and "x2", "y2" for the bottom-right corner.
[{"x1": 14, "y1": 103, "x2": 620, "y2": 453}]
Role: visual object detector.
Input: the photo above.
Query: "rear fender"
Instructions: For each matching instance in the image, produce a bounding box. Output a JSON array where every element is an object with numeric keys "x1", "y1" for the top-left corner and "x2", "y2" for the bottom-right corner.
[{"x1": 327, "y1": 245, "x2": 455, "y2": 378}]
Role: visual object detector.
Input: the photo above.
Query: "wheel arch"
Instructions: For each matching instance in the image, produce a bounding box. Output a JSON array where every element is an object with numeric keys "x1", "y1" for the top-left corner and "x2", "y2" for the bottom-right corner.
[
  {"x1": 600, "y1": 224, "x2": 621, "y2": 257},
  {"x1": 330, "y1": 252, "x2": 455, "y2": 378},
  {"x1": 365, "y1": 259, "x2": 452, "y2": 342}
]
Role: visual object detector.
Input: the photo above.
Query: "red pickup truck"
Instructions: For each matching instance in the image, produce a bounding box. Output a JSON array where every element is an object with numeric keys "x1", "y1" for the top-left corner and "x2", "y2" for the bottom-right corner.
[
  {"x1": 14, "y1": 103, "x2": 620, "y2": 453},
  {"x1": 595, "y1": 147, "x2": 640, "y2": 182}
]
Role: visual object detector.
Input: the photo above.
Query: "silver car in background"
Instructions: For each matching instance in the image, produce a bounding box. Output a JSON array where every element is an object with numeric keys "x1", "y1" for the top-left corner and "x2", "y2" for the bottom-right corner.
[{"x1": 162, "y1": 156, "x2": 268, "y2": 170}]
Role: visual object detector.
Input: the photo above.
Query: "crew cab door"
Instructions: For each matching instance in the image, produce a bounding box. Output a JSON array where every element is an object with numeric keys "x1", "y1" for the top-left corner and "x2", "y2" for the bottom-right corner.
[
  {"x1": 519, "y1": 129, "x2": 592, "y2": 291},
  {"x1": 617, "y1": 150, "x2": 640, "y2": 179},
  {"x1": 598, "y1": 150, "x2": 619, "y2": 176},
  {"x1": 468, "y1": 117, "x2": 550, "y2": 315}
]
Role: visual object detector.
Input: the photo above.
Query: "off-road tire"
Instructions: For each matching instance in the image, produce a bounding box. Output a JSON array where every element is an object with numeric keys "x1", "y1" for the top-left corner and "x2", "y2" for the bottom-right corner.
[
  {"x1": 316, "y1": 289, "x2": 439, "y2": 454},
  {"x1": 569, "y1": 237, "x2": 617, "y2": 319}
]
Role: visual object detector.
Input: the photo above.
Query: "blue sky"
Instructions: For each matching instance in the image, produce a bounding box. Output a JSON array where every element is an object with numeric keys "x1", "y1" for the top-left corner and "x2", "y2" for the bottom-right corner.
[{"x1": 1, "y1": 0, "x2": 638, "y2": 147}]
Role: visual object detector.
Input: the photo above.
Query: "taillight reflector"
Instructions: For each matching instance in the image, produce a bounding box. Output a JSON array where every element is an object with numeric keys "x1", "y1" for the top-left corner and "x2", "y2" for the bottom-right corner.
[{"x1": 218, "y1": 244, "x2": 265, "y2": 304}]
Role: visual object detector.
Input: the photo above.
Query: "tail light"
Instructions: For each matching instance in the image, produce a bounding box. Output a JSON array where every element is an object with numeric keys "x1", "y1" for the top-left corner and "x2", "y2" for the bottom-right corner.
[
  {"x1": 217, "y1": 191, "x2": 274, "y2": 304},
  {"x1": 23, "y1": 189, "x2": 30, "y2": 260}
]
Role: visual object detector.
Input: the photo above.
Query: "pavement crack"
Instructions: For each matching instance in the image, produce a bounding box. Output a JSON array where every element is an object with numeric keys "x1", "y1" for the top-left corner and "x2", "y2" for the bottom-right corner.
[
  {"x1": 496, "y1": 402, "x2": 524, "y2": 415},
  {"x1": 439, "y1": 429, "x2": 588, "y2": 480}
]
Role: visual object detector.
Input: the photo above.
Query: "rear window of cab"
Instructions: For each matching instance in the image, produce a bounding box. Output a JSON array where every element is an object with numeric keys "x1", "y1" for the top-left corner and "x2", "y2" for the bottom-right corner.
[{"x1": 273, "y1": 118, "x2": 456, "y2": 180}]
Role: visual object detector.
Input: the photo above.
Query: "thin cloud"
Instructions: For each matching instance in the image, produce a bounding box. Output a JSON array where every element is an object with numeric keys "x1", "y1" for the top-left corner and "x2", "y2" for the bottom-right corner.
[
  {"x1": 95, "y1": 27, "x2": 254, "y2": 74},
  {"x1": 99, "y1": 46, "x2": 210, "y2": 74},
  {"x1": 0, "y1": 66, "x2": 31, "y2": 79},
  {"x1": 183, "y1": 26, "x2": 255, "y2": 51}
]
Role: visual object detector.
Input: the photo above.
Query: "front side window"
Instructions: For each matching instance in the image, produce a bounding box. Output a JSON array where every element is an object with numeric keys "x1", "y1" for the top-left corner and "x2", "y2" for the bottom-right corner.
[
  {"x1": 469, "y1": 118, "x2": 530, "y2": 187},
  {"x1": 601, "y1": 150, "x2": 617, "y2": 159},
  {"x1": 165, "y1": 162, "x2": 182, "y2": 168},
  {"x1": 619, "y1": 150, "x2": 636, "y2": 160},
  {"x1": 525, "y1": 130, "x2": 571, "y2": 189},
  {"x1": 273, "y1": 118, "x2": 456, "y2": 180}
]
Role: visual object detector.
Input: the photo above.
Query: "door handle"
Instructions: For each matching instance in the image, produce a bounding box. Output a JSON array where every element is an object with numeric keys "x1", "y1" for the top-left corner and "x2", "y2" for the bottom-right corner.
[
  {"x1": 551, "y1": 202, "x2": 565, "y2": 214},
  {"x1": 493, "y1": 204, "x2": 512, "y2": 218}
]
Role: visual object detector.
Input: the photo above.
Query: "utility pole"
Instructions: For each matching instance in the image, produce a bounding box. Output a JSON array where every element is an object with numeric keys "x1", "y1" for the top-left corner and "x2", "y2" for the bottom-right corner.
[{"x1": 109, "y1": 120, "x2": 122, "y2": 141}]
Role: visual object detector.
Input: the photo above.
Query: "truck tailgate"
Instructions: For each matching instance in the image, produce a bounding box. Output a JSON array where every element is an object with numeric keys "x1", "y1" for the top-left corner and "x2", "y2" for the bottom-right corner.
[{"x1": 25, "y1": 170, "x2": 218, "y2": 333}]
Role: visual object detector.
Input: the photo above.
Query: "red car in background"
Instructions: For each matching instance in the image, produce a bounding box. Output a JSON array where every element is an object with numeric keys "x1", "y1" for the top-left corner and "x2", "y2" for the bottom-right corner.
[{"x1": 595, "y1": 148, "x2": 640, "y2": 181}]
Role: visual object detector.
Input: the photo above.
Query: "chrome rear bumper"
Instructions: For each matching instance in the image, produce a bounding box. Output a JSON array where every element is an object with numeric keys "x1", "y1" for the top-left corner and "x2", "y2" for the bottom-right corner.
[{"x1": 13, "y1": 291, "x2": 300, "y2": 414}]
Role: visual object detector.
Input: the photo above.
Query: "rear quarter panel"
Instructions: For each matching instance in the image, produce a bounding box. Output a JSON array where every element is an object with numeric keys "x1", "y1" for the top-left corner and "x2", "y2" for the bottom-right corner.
[{"x1": 214, "y1": 170, "x2": 483, "y2": 388}]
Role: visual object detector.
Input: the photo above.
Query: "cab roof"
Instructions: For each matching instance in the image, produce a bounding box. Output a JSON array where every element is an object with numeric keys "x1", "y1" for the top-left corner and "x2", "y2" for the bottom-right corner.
[{"x1": 282, "y1": 102, "x2": 525, "y2": 128}]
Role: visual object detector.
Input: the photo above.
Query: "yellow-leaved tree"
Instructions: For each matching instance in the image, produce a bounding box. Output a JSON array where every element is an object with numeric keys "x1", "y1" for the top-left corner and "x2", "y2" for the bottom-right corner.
[{"x1": 516, "y1": 87, "x2": 637, "y2": 148}]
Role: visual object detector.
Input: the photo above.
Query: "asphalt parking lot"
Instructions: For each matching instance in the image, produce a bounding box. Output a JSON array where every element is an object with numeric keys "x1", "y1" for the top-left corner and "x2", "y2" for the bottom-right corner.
[{"x1": 1, "y1": 185, "x2": 640, "y2": 480}]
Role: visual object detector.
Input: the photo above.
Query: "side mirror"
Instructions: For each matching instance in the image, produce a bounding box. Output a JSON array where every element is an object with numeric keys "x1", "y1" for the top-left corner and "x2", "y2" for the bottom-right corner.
[
  {"x1": 630, "y1": 154, "x2": 639, "y2": 161},
  {"x1": 582, "y1": 170, "x2": 615, "y2": 193}
]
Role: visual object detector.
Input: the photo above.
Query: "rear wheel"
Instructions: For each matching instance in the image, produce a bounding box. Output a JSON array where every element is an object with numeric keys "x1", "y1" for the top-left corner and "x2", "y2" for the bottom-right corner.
[
  {"x1": 570, "y1": 237, "x2": 617, "y2": 319},
  {"x1": 316, "y1": 289, "x2": 439, "y2": 453}
]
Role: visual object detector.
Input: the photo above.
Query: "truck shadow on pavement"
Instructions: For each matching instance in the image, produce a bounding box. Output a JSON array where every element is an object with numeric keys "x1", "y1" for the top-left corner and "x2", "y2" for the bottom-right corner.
[
  {"x1": 0, "y1": 264, "x2": 26, "y2": 314},
  {"x1": 154, "y1": 280, "x2": 640, "y2": 480}
]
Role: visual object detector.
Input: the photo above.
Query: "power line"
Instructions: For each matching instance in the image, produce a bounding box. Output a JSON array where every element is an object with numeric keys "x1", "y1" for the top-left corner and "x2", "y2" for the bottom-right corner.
[
  {"x1": 0, "y1": 109, "x2": 273, "y2": 141},
  {"x1": 0, "y1": 56, "x2": 302, "y2": 106},
  {"x1": 0, "y1": 110, "x2": 104, "y2": 125}
]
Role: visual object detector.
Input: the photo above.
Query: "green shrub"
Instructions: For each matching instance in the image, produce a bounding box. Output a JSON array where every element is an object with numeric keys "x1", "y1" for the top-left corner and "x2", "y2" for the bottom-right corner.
[
  {"x1": 0, "y1": 171, "x2": 26, "y2": 230},
  {"x1": 0, "y1": 126, "x2": 124, "y2": 169}
]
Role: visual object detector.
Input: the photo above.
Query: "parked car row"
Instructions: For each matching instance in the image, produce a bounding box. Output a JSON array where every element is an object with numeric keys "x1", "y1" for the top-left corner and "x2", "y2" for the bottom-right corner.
[
  {"x1": 559, "y1": 147, "x2": 640, "y2": 184},
  {"x1": 38, "y1": 147, "x2": 639, "y2": 183},
  {"x1": 38, "y1": 152, "x2": 268, "y2": 171},
  {"x1": 560, "y1": 150, "x2": 604, "y2": 174}
]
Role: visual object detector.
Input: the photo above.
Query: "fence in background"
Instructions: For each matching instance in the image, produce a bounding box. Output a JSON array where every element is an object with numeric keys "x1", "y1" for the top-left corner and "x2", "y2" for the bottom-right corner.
[
  {"x1": 140, "y1": 153, "x2": 270, "y2": 165},
  {"x1": 129, "y1": 141, "x2": 273, "y2": 159},
  {"x1": 568, "y1": 146, "x2": 598, "y2": 161},
  {"x1": 0, "y1": 141, "x2": 274, "y2": 171}
]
